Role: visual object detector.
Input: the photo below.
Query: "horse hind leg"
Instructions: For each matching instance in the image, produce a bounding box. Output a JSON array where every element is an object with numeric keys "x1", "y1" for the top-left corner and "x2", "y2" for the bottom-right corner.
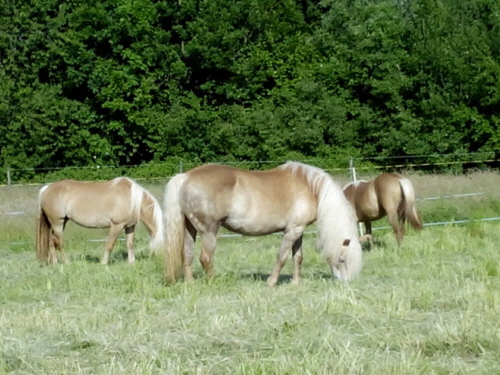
[
  {"x1": 267, "y1": 226, "x2": 304, "y2": 287},
  {"x1": 50, "y1": 220, "x2": 69, "y2": 265},
  {"x1": 387, "y1": 212, "x2": 405, "y2": 246},
  {"x1": 49, "y1": 230, "x2": 60, "y2": 265},
  {"x1": 199, "y1": 228, "x2": 218, "y2": 279},
  {"x1": 184, "y1": 220, "x2": 197, "y2": 282}
]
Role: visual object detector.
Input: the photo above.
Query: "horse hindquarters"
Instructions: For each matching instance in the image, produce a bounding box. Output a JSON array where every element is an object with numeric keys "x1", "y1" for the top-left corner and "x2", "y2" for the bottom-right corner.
[{"x1": 398, "y1": 178, "x2": 423, "y2": 230}]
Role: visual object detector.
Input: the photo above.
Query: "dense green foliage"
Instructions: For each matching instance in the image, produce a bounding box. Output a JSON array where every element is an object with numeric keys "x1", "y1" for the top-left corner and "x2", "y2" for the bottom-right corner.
[{"x1": 1, "y1": 0, "x2": 500, "y2": 181}]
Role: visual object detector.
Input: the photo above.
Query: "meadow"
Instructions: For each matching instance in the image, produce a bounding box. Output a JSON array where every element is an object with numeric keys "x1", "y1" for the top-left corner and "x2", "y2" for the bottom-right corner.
[{"x1": 1, "y1": 171, "x2": 500, "y2": 374}]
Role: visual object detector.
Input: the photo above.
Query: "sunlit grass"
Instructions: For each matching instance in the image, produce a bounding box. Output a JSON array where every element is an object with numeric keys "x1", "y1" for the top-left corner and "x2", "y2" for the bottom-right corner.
[{"x1": 1, "y1": 225, "x2": 500, "y2": 374}]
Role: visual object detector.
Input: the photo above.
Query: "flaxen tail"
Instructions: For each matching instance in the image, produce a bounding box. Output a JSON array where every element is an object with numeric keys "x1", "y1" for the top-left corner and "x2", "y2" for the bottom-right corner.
[
  {"x1": 128, "y1": 178, "x2": 164, "y2": 255},
  {"x1": 398, "y1": 178, "x2": 423, "y2": 230},
  {"x1": 36, "y1": 186, "x2": 51, "y2": 264},
  {"x1": 163, "y1": 173, "x2": 188, "y2": 283}
]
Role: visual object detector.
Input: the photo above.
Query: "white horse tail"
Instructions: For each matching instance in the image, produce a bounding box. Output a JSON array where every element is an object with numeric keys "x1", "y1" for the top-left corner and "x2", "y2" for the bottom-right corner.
[
  {"x1": 146, "y1": 191, "x2": 165, "y2": 255},
  {"x1": 36, "y1": 185, "x2": 51, "y2": 264},
  {"x1": 284, "y1": 162, "x2": 362, "y2": 281},
  {"x1": 116, "y1": 177, "x2": 164, "y2": 254},
  {"x1": 398, "y1": 178, "x2": 423, "y2": 230},
  {"x1": 163, "y1": 173, "x2": 188, "y2": 283}
]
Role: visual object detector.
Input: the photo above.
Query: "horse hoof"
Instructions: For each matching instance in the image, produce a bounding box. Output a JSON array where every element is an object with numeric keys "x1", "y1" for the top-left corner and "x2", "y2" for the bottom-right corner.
[{"x1": 266, "y1": 278, "x2": 277, "y2": 288}]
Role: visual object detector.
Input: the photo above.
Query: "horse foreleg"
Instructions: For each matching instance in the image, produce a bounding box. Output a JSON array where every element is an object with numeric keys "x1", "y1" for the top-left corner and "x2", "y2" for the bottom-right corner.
[
  {"x1": 267, "y1": 227, "x2": 304, "y2": 287},
  {"x1": 101, "y1": 224, "x2": 125, "y2": 265},
  {"x1": 359, "y1": 222, "x2": 374, "y2": 250},
  {"x1": 291, "y1": 236, "x2": 303, "y2": 285},
  {"x1": 199, "y1": 231, "x2": 217, "y2": 279},
  {"x1": 184, "y1": 221, "x2": 197, "y2": 282},
  {"x1": 125, "y1": 225, "x2": 135, "y2": 264}
]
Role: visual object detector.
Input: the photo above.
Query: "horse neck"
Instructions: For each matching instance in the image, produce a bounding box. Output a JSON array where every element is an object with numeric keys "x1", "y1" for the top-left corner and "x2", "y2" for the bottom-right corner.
[{"x1": 281, "y1": 162, "x2": 327, "y2": 196}]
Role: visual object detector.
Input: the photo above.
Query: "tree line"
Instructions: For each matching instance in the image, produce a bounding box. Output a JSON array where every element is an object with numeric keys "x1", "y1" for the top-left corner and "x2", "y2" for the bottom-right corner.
[{"x1": 1, "y1": 0, "x2": 499, "y2": 182}]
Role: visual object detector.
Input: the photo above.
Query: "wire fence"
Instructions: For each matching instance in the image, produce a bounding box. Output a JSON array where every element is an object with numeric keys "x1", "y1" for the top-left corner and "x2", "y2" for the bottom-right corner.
[
  {"x1": 3, "y1": 191, "x2": 498, "y2": 246},
  {"x1": 2, "y1": 152, "x2": 499, "y2": 247},
  {"x1": 2, "y1": 151, "x2": 499, "y2": 186},
  {"x1": 0, "y1": 192, "x2": 486, "y2": 216}
]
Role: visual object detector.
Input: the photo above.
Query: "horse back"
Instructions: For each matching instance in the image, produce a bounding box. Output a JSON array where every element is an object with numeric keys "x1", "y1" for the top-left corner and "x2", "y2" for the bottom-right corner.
[
  {"x1": 40, "y1": 179, "x2": 135, "y2": 227},
  {"x1": 182, "y1": 164, "x2": 317, "y2": 234}
]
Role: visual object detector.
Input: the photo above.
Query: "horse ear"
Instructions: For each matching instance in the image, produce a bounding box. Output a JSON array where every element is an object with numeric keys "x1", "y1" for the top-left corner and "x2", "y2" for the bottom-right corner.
[{"x1": 342, "y1": 239, "x2": 351, "y2": 247}]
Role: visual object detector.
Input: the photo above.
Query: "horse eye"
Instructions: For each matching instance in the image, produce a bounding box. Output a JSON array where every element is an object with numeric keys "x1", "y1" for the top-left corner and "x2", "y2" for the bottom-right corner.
[{"x1": 342, "y1": 239, "x2": 351, "y2": 246}]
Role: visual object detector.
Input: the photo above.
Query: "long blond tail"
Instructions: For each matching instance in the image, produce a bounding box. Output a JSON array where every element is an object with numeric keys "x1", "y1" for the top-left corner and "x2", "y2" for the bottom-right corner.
[
  {"x1": 163, "y1": 173, "x2": 188, "y2": 283},
  {"x1": 36, "y1": 187, "x2": 51, "y2": 264},
  {"x1": 399, "y1": 178, "x2": 423, "y2": 230},
  {"x1": 147, "y1": 195, "x2": 165, "y2": 256}
]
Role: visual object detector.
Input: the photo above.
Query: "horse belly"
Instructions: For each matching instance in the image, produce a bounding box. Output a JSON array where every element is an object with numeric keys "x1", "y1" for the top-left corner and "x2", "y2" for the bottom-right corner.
[
  {"x1": 68, "y1": 213, "x2": 112, "y2": 229},
  {"x1": 222, "y1": 215, "x2": 285, "y2": 236}
]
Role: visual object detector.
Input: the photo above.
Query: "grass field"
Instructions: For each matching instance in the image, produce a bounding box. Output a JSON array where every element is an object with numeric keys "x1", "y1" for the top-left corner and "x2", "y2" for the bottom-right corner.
[{"x1": 1, "y1": 172, "x2": 500, "y2": 374}]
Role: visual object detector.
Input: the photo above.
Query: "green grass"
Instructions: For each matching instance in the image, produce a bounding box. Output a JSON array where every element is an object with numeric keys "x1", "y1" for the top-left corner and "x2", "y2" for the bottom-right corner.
[
  {"x1": 1, "y1": 227, "x2": 500, "y2": 374},
  {"x1": 1, "y1": 173, "x2": 500, "y2": 374}
]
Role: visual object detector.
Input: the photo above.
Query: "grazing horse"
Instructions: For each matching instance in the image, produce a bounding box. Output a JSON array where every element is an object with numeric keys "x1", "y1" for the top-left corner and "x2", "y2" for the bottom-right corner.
[
  {"x1": 163, "y1": 162, "x2": 362, "y2": 287},
  {"x1": 343, "y1": 173, "x2": 423, "y2": 248},
  {"x1": 36, "y1": 177, "x2": 164, "y2": 265}
]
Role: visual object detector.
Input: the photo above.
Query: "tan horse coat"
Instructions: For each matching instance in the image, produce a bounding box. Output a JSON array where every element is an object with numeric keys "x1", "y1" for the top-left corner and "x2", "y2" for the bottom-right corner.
[
  {"x1": 36, "y1": 177, "x2": 164, "y2": 265},
  {"x1": 163, "y1": 162, "x2": 362, "y2": 286},
  {"x1": 343, "y1": 173, "x2": 423, "y2": 247}
]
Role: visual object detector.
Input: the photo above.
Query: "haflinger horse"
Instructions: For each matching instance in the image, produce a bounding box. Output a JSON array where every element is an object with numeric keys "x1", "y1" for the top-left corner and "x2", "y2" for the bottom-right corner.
[
  {"x1": 36, "y1": 177, "x2": 164, "y2": 265},
  {"x1": 162, "y1": 162, "x2": 362, "y2": 287},
  {"x1": 343, "y1": 173, "x2": 423, "y2": 248}
]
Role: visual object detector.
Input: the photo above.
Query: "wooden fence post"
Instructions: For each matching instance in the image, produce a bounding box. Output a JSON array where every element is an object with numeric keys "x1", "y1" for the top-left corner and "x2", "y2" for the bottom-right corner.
[{"x1": 349, "y1": 158, "x2": 364, "y2": 237}]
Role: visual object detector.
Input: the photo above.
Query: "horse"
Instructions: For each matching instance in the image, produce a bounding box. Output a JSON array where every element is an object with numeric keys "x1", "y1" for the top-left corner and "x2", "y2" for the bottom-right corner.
[
  {"x1": 343, "y1": 173, "x2": 423, "y2": 248},
  {"x1": 36, "y1": 177, "x2": 164, "y2": 265},
  {"x1": 162, "y1": 162, "x2": 362, "y2": 287}
]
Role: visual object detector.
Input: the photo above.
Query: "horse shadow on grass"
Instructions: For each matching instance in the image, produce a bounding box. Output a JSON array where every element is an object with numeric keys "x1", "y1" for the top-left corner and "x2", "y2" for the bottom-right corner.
[
  {"x1": 361, "y1": 236, "x2": 388, "y2": 251},
  {"x1": 81, "y1": 249, "x2": 151, "y2": 264},
  {"x1": 240, "y1": 271, "x2": 333, "y2": 285}
]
